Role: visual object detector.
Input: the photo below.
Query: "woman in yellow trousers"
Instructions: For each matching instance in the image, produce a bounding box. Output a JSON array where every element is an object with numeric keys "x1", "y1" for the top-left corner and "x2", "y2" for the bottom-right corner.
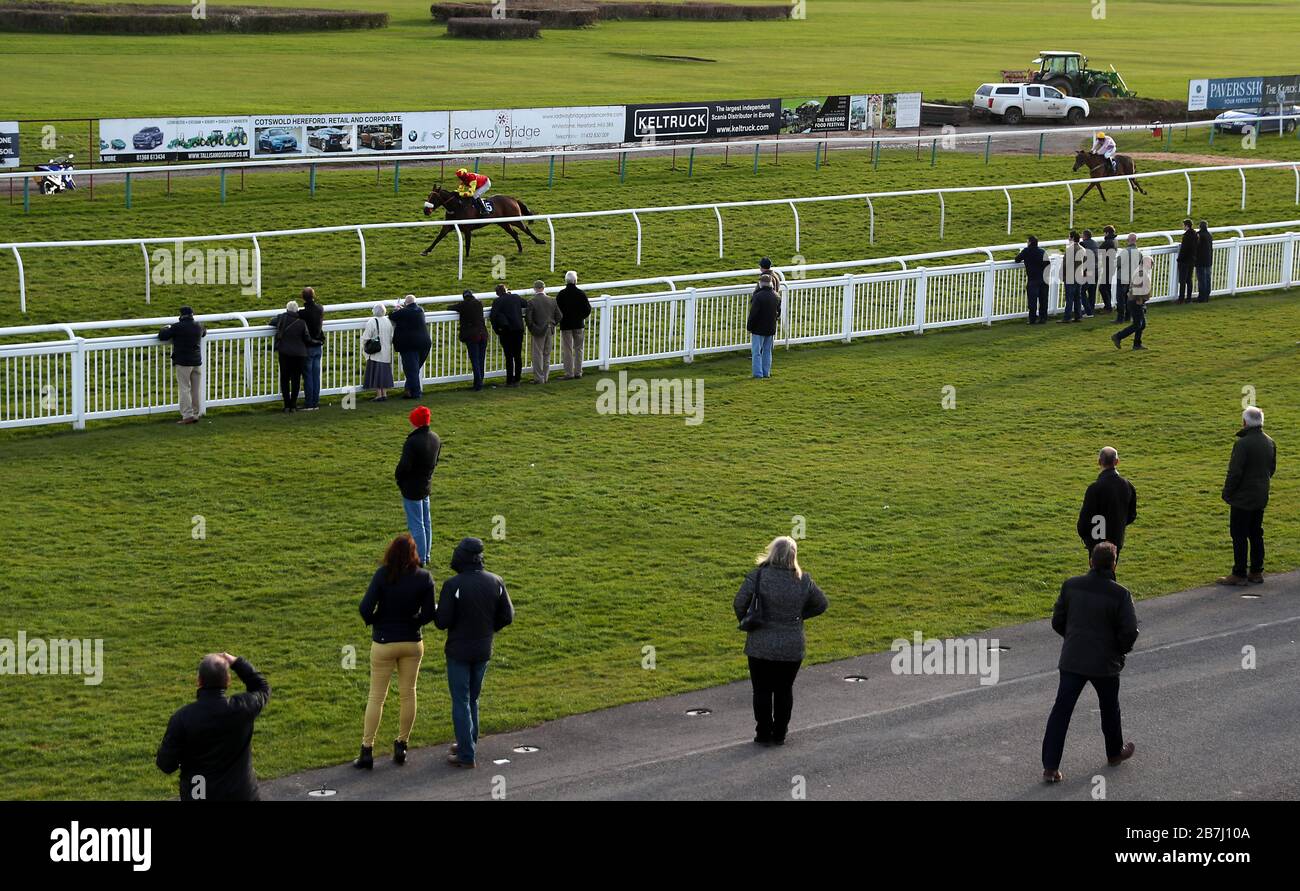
[{"x1": 355, "y1": 533, "x2": 437, "y2": 768}]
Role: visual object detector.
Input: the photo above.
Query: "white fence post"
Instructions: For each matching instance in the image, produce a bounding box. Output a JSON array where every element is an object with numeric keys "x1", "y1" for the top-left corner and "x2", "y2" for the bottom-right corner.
[
  {"x1": 683, "y1": 288, "x2": 697, "y2": 363},
  {"x1": 632, "y1": 211, "x2": 643, "y2": 265},
  {"x1": 1003, "y1": 188, "x2": 1012, "y2": 235},
  {"x1": 1185, "y1": 171, "x2": 1193, "y2": 216},
  {"x1": 1228, "y1": 238, "x2": 1241, "y2": 295},
  {"x1": 251, "y1": 236, "x2": 262, "y2": 300},
  {"x1": 715, "y1": 207, "x2": 724, "y2": 259},
  {"x1": 841, "y1": 274, "x2": 855, "y2": 342},
  {"x1": 914, "y1": 268, "x2": 928, "y2": 334},
  {"x1": 71, "y1": 337, "x2": 86, "y2": 430},
  {"x1": 866, "y1": 197, "x2": 875, "y2": 244},
  {"x1": 547, "y1": 217, "x2": 556, "y2": 272},
  {"x1": 141, "y1": 243, "x2": 151, "y2": 305},
  {"x1": 357, "y1": 229, "x2": 367, "y2": 289},
  {"x1": 598, "y1": 295, "x2": 611, "y2": 371},
  {"x1": 938, "y1": 194, "x2": 945, "y2": 240},
  {"x1": 12, "y1": 247, "x2": 26, "y2": 315},
  {"x1": 1283, "y1": 233, "x2": 1297, "y2": 286},
  {"x1": 982, "y1": 260, "x2": 996, "y2": 325},
  {"x1": 788, "y1": 202, "x2": 799, "y2": 254},
  {"x1": 1240, "y1": 168, "x2": 1248, "y2": 210}
]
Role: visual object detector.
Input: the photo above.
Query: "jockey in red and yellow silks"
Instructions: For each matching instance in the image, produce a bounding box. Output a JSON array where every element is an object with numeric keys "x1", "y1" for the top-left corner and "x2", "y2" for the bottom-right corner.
[{"x1": 455, "y1": 168, "x2": 492, "y2": 214}]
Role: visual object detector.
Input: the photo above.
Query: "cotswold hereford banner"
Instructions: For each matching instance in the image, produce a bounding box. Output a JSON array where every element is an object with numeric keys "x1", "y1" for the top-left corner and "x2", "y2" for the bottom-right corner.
[
  {"x1": 624, "y1": 99, "x2": 783, "y2": 142},
  {"x1": 449, "y1": 106, "x2": 624, "y2": 151},
  {"x1": 0, "y1": 122, "x2": 17, "y2": 168},
  {"x1": 98, "y1": 116, "x2": 253, "y2": 163},
  {"x1": 249, "y1": 111, "x2": 449, "y2": 158},
  {"x1": 1188, "y1": 75, "x2": 1300, "y2": 110}
]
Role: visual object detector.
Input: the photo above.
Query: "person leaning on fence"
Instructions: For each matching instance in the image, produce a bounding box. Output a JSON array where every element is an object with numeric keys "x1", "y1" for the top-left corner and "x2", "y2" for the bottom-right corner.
[
  {"x1": 271, "y1": 299, "x2": 320, "y2": 413},
  {"x1": 1079, "y1": 229, "x2": 1100, "y2": 317},
  {"x1": 396, "y1": 405, "x2": 441, "y2": 567},
  {"x1": 448, "y1": 289, "x2": 488, "y2": 391},
  {"x1": 1112, "y1": 235, "x2": 1152, "y2": 351},
  {"x1": 1196, "y1": 221, "x2": 1214, "y2": 303},
  {"x1": 390, "y1": 295, "x2": 431, "y2": 399},
  {"x1": 299, "y1": 287, "x2": 325, "y2": 411},
  {"x1": 354, "y1": 533, "x2": 436, "y2": 771},
  {"x1": 1099, "y1": 226, "x2": 1118, "y2": 315},
  {"x1": 556, "y1": 270, "x2": 591, "y2": 380},
  {"x1": 362, "y1": 304, "x2": 395, "y2": 401},
  {"x1": 1015, "y1": 236, "x2": 1049, "y2": 325},
  {"x1": 525, "y1": 279, "x2": 563, "y2": 385},
  {"x1": 733, "y1": 536, "x2": 828, "y2": 746},
  {"x1": 1216, "y1": 406, "x2": 1276, "y2": 587},
  {"x1": 158, "y1": 306, "x2": 206, "y2": 425},
  {"x1": 489, "y1": 284, "x2": 527, "y2": 388},
  {"x1": 1176, "y1": 219, "x2": 1197, "y2": 304},
  {"x1": 1076, "y1": 447, "x2": 1137, "y2": 556},
  {"x1": 747, "y1": 274, "x2": 781, "y2": 379},
  {"x1": 1060, "y1": 231, "x2": 1084, "y2": 323},
  {"x1": 758, "y1": 257, "x2": 785, "y2": 297}
]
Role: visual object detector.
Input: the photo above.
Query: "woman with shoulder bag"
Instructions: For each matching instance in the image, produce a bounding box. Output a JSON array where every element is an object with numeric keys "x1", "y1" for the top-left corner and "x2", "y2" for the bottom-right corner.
[
  {"x1": 732, "y1": 536, "x2": 829, "y2": 746},
  {"x1": 362, "y1": 303, "x2": 395, "y2": 401}
]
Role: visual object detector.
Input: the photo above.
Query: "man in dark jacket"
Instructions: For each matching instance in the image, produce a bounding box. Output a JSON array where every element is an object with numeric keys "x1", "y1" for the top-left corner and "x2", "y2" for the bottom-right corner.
[
  {"x1": 390, "y1": 295, "x2": 431, "y2": 398},
  {"x1": 1098, "y1": 226, "x2": 1118, "y2": 314},
  {"x1": 1041, "y1": 542, "x2": 1139, "y2": 782},
  {"x1": 395, "y1": 405, "x2": 441, "y2": 566},
  {"x1": 488, "y1": 284, "x2": 526, "y2": 387},
  {"x1": 1195, "y1": 220, "x2": 1214, "y2": 302},
  {"x1": 434, "y1": 537, "x2": 514, "y2": 768},
  {"x1": 556, "y1": 270, "x2": 592, "y2": 380},
  {"x1": 299, "y1": 287, "x2": 325, "y2": 410},
  {"x1": 157, "y1": 652, "x2": 271, "y2": 801},
  {"x1": 1176, "y1": 219, "x2": 1197, "y2": 303},
  {"x1": 1217, "y1": 406, "x2": 1277, "y2": 586},
  {"x1": 747, "y1": 275, "x2": 781, "y2": 379},
  {"x1": 1076, "y1": 446, "x2": 1137, "y2": 554},
  {"x1": 448, "y1": 289, "x2": 489, "y2": 391},
  {"x1": 1079, "y1": 229, "x2": 1099, "y2": 316},
  {"x1": 1014, "y1": 236, "x2": 1049, "y2": 324},
  {"x1": 159, "y1": 306, "x2": 206, "y2": 425},
  {"x1": 270, "y1": 299, "x2": 319, "y2": 412}
]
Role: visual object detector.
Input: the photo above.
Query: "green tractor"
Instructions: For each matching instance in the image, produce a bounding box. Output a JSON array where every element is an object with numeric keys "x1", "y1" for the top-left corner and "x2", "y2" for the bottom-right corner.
[{"x1": 1006, "y1": 51, "x2": 1136, "y2": 99}]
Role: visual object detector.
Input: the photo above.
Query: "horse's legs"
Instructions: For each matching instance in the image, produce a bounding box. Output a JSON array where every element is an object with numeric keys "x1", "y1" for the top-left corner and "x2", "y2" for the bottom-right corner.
[
  {"x1": 1076, "y1": 181, "x2": 1097, "y2": 204},
  {"x1": 422, "y1": 227, "x2": 451, "y2": 256},
  {"x1": 1096, "y1": 182, "x2": 1106, "y2": 202},
  {"x1": 501, "y1": 223, "x2": 524, "y2": 253},
  {"x1": 463, "y1": 231, "x2": 472, "y2": 259},
  {"x1": 520, "y1": 222, "x2": 546, "y2": 245}
]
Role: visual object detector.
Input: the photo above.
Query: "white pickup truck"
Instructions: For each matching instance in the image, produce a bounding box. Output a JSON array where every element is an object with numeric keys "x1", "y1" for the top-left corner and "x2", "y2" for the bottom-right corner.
[{"x1": 972, "y1": 83, "x2": 1090, "y2": 125}]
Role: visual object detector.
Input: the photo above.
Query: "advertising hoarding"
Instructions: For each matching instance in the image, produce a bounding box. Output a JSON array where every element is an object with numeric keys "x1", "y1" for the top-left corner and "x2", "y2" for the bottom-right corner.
[
  {"x1": 624, "y1": 99, "x2": 783, "y2": 142},
  {"x1": 1188, "y1": 75, "x2": 1300, "y2": 111},
  {"x1": 0, "y1": 123, "x2": 17, "y2": 168},
  {"x1": 449, "y1": 106, "x2": 623, "y2": 151}
]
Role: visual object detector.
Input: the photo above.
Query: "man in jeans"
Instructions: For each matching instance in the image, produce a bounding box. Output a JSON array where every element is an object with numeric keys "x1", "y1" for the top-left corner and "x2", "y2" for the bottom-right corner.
[
  {"x1": 747, "y1": 274, "x2": 781, "y2": 378},
  {"x1": 434, "y1": 537, "x2": 514, "y2": 769},
  {"x1": 1112, "y1": 235, "x2": 1151, "y2": 351},
  {"x1": 1217, "y1": 406, "x2": 1277, "y2": 586},
  {"x1": 395, "y1": 406, "x2": 441, "y2": 566},
  {"x1": 1060, "y1": 231, "x2": 1084, "y2": 323},
  {"x1": 158, "y1": 306, "x2": 206, "y2": 425},
  {"x1": 1041, "y1": 542, "x2": 1139, "y2": 783},
  {"x1": 1014, "y1": 235, "x2": 1049, "y2": 324},
  {"x1": 299, "y1": 287, "x2": 325, "y2": 410}
]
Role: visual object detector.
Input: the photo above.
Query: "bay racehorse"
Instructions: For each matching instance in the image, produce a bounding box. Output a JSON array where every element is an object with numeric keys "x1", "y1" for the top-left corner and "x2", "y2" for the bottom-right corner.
[
  {"x1": 420, "y1": 187, "x2": 546, "y2": 257},
  {"x1": 1072, "y1": 150, "x2": 1148, "y2": 204}
]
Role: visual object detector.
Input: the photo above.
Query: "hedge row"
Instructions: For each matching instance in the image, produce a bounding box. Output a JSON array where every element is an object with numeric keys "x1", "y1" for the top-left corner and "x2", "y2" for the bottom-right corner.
[
  {"x1": 430, "y1": 1, "x2": 789, "y2": 24},
  {"x1": 0, "y1": 3, "x2": 388, "y2": 34},
  {"x1": 597, "y1": 2, "x2": 789, "y2": 20},
  {"x1": 446, "y1": 15, "x2": 540, "y2": 38}
]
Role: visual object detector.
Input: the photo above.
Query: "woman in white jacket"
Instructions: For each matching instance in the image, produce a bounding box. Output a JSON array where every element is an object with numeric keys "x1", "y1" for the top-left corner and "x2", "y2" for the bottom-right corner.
[{"x1": 362, "y1": 304, "x2": 395, "y2": 400}]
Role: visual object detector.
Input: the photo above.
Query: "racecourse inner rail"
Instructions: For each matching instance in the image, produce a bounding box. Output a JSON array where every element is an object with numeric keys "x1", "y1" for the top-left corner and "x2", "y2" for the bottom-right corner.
[{"x1": 1, "y1": 221, "x2": 1296, "y2": 431}]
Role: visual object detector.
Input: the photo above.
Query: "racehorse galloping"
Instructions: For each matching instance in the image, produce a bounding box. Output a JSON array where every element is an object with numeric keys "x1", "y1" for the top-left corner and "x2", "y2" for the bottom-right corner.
[
  {"x1": 1072, "y1": 150, "x2": 1148, "y2": 204},
  {"x1": 420, "y1": 187, "x2": 546, "y2": 257}
]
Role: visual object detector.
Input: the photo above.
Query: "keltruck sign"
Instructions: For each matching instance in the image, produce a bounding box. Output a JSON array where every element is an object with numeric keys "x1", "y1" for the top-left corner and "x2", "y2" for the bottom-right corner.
[
  {"x1": 0, "y1": 122, "x2": 17, "y2": 168},
  {"x1": 625, "y1": 99, "x2": 782, "y2": 142},
  {"x1": 1188, "y1": 75, "x2": 1300, "y2": 110}
]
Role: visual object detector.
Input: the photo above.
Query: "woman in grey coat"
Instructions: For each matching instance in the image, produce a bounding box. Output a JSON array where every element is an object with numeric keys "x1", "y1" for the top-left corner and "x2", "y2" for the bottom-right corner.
[{"x1": 733, "y1": 536, "x2": 828, "y2": 746}]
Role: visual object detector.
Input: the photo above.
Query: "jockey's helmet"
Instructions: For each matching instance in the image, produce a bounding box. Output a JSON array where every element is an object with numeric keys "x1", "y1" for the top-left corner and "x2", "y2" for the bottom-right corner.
[{"x1": 1095, "y1": 131, "x2": 1106, "y2": 140}]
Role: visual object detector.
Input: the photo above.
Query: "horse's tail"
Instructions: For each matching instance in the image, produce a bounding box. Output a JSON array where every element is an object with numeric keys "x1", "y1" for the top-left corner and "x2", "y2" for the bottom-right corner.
[{"x1": 515, "y1": 200, "x2": 539, "y2": 229}]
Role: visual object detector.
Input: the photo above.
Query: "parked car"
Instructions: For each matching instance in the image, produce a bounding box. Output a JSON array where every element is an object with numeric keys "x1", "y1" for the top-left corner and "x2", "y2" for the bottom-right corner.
[
  {"x1": 308, "y1": 127, "x2": 350, "y2": 152},
  {"x1": 972, "y1": 83, "x2": 1089, "y2": 125},
  {"x1": 1214, "y1": 106, "x2": 1300, "y2": 135},
  {"x1": 110, "y1": 138, "x2": 126, "y2": 151},
  {"x1": 226, "y1": 126, "x2": 248, "y2": 146},
  {"x1": 359, "y1": 128, "x2": 396, "y2": 150},
  {"x1": 258, "y1": 127, "x2": 299, "y2": 153},
  {"x1": 132, "y1": 126, "x2": 164, "y2": 150}
]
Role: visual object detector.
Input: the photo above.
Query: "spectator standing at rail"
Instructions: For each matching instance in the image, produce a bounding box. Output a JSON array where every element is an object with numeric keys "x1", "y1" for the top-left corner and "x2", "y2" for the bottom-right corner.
[
  {"x1": 395, "y1": 406, "x2": 441, "y2": 567},
  {"x1": 1216, "y1": 406, "x2": 1276, "y2": 587},
  {"x1": 1176, "y1": 219, "x2": 1197, "y2": 303},
  {"x1": 299, "y1": 287, "x2": 325, "y2": 411},
  {"x1": 524, "y1": 279, "x2": 562, "y2": 385},
  {"x1": 156, "y1": 652, "x2": 271, "y2": 801},
  {"x1": 1112, "y1": 235, "x2": 1152, "y2": 350},
  {"x1": 271, "y1": 299, "x2": 319, "y2": 413},
  {"x1": 1098, "y1": 226, "x2": 1118, "y2": 315},
  {"x1": 1060, "y1": 231, "x2": 1084, "y2": 323},
  {"x1": 390, "y1": 295, "x2": 431, "y2": 399},
  {"x1": 448, "y1": 289, "x2": 489, "y2": 391},
  {"x1": 747, "y1": 274, "x2": 781, "y2": 379},
  {"x1": 434, "y1": 537, "x2": 514, "y2": 769},
  {"x1": 158, "y1": 306, "x2": 206, "y2": 425},
  {"x1": 489, "y1": 284, "x2": 526, "y2": 388},
  {"x1": 733, "y1": 536, "x2": 828, "y2": 746},
  {"x1": 354, "y1": 533, "x2": 436, "y2": 771},
  {"x1": 556, "y1": 270, "x2": 591, "y2": 380},
  {"x1": 1015, "y1": 236, "x2": 1049, "y2": 325},
  {"x1": 1076, "y1": 447, "x2": 1137, "y2": 556},
  {"x1": 361, "y1": 304, "x2": 395, "y2": 401},
  {"x1": 1079, "y1": 229, "x2": 1099, "y2": 316},
  {"x1": 1195, "y1": 221, "x2": 1214, "y2": 302},
  {"x1": 1041, "y1": 542, "x2": 1138, "y2": 783}
]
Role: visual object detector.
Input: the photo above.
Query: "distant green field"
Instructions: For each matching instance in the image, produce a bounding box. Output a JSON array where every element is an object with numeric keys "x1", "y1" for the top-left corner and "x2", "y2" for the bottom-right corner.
[{"x1": 1, "y1": 0, "x2": 1296, "y2": 118}]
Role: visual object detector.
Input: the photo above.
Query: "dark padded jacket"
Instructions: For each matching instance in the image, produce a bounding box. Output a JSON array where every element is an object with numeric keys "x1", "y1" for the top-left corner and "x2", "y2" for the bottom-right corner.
[
  {"x1": 746, "y1": 286, "x2": 781, "y2": 337},
  {"x1": 395, "y1": 425, "x2": 441, "y2": 501},
  {"x1": 271, "y1": 310, "x2": 317, "y2": 358},
  {"x1": 434, "y1": 538, "x2": 514, "y2": 663},
  {"x1": 556, "y1": 284, "x2": 592, "y2": 331},
  {"x1": 1177, "y1": 229, "x2": 1198, "y2": 263},
  {"x1": 1195, "y1": 229, "x2": 1214, "y2": 266},
  {"x1": 1076, "y1": 468, "x2": 1137, "y2": 551},
  {"x1": 159, "y1": 316, "x2": 207, "y2": 367},
  {"x1": 1051, "y1": 569, "x2": 1139, "y2": 677},
  {"x1": 390, "y1": 303, "x2": 432, "y2": 352},
  {"x1": 360, "y1": 567, "x2": 437, "y2": 643},
  {"x1": 1222, "y1": 425, "x2": 1277, "y2": 510},
  {"x1": 449, "y1": 295, "x2": 488, "y2": 344},
  {"x1": 489, "y1": 291, "x2": 526, "y2": 335}
]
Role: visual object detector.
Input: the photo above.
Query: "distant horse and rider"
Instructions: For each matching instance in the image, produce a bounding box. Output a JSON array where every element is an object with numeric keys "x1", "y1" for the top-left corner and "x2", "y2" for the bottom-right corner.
[
  {"x1": 1072, "y1": 130, "x2": 1148, "y2": 204},
  {"x1": 420, "y1": 166, "x2": 545, "y2": 258}
]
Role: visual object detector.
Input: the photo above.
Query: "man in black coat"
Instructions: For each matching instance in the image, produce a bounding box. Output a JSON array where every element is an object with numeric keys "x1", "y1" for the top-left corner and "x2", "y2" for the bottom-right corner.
[
  {"x1": 156, "y1": 652, "x2": 271, "y2": 801},
  {"x1": 1217, "y1": 406, "x2": 1277, "y2": 586},
  {"x1": 1176, "y1": 219, "x2": 1197, "y2": 303},
  {"x1": 1098, "y1": 226, "x2": 1118, "y2": 314},
  {"x1": 1076, "y1": 446, "x2": 1137, "y2": 554},
  {"x1": 555, "y1": 270, "x2": 592, "y2": 379},
  {"x1": 434, "y1": 537, "x2": 514, "y2": 768},
  {"x1": 1079, "y1": 229, "x2": 1099, "y2": 316},
  {"x1": 448, "y1": 289, "x2": 489, "y2": 391},
  {"x1": 746, "y1": 275, "x2": 781, "y2": 379},
  {"x1": 390, "y1": 295, "x2": 432, "y2": 398},
  {"x1": 299, "y1": 287, "x2": 325, "y2": 410},
  {"x1": 159, "y1": 306, "x2": 206, "y2": 425},
  {"x1": 1195, "y1": 220, "x2": 1214, "y2": 302},
  {"x1": 488, "y1": 285, "x2": 527, "y2": 387},
  {"x1": 1014, "y1": 236, "x2": 1049, "y2": 324},
  {"x1": 270, "y1": 300, "x2": 319, "y2": 412},
  {"x1": 1041, "y1": 543, "x2": 1139, "y2": 783},
  {"x1": 396, "y1": 405, "x2": 441, "y2": 567}
]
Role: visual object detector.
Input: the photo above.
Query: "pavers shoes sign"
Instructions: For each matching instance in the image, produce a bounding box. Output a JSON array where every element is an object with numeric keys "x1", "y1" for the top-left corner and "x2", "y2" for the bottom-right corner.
[
  {"x1": 1187, "y1": 74, "x2": 1300, "y2": 110},
  {"x1": 0, "y1": 122, "x2": 17, "y2": 168}
]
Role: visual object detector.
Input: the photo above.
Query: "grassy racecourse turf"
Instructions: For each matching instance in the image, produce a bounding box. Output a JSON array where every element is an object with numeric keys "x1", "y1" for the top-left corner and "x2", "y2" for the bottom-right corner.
[
  {"x1": 0, "y1": 289, "x2": 1298, "y2": 798},
  {"x1": 2, "y1": 0, "x2": 1298, "y2": 118}
]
